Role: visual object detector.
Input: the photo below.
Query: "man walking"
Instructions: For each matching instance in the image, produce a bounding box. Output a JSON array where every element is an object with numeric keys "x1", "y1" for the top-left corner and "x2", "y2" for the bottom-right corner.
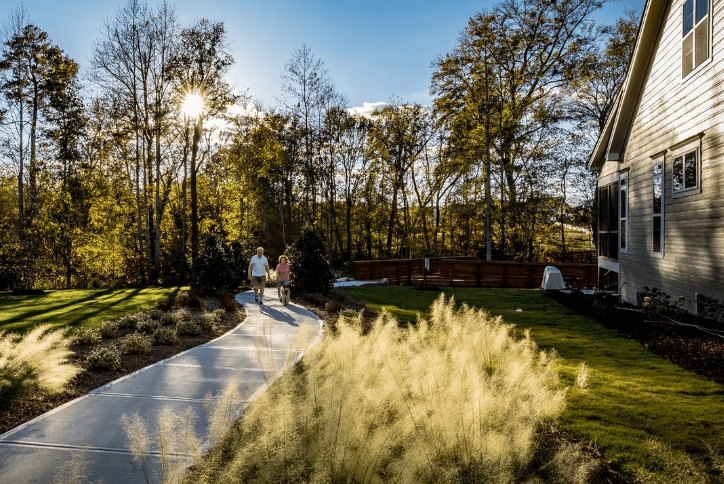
[{"x1": 248, "y1": 247, "x2": 271, "y2": 304}]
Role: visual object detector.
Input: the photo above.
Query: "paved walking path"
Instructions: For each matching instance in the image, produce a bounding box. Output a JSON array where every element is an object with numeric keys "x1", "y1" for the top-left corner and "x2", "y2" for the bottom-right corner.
[{"x1": 0, "y1": 291, "x2": 324, "y2": 484}]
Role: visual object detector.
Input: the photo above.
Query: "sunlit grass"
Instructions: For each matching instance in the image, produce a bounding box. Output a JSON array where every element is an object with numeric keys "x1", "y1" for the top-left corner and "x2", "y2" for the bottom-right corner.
[
  {"x1": 0, "y1": 287, "x2": 186, "y2": 334},
  {"x1": 349, "y1": 286, "x2": 724, "y2": 482},
  {"x1": 184, "y1": 295, "x2": 598, "y2": 484},
  {"x1": 0, "y1": 324, "x2": 79, "y2": 403}
]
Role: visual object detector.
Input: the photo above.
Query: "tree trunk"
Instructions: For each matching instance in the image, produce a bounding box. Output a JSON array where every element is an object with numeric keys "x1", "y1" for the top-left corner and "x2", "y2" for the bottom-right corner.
[{"x1": 190, "y1": 117, "x2": 201, "y2": 261}]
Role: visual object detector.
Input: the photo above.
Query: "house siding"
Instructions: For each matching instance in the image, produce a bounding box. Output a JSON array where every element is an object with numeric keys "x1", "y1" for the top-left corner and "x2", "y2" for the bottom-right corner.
[{"x1": 601, "y1": 0, "x2": 724, "y2": 311}]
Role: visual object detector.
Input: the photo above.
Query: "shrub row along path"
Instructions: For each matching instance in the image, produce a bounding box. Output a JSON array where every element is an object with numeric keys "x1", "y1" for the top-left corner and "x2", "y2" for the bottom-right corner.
[{"x1": 0, "y1": 291, "x2": 323, "y2": 484}]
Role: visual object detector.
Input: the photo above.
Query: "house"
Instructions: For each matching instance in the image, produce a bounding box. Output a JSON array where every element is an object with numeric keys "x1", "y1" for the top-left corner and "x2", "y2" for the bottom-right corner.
[{"x1": 588, "y1": 0, "x2": 724, "y2": 321}]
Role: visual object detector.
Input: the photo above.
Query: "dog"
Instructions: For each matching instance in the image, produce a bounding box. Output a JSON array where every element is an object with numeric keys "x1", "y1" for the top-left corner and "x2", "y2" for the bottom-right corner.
[{"x1": 280, "y1": 281, "x2": 291, "y2": 306}]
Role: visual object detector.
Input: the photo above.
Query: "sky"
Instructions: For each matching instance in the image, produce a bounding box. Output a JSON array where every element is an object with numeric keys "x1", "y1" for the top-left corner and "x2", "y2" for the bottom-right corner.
[{"x1": 8, "y1": 0, "x2": 643, "y2": 114}]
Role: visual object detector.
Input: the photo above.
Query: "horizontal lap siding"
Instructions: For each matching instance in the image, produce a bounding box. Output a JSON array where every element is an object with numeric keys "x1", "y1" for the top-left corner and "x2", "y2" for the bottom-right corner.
[{"x1": 608, "y1": 0, "x2": 724, "y2": 309}]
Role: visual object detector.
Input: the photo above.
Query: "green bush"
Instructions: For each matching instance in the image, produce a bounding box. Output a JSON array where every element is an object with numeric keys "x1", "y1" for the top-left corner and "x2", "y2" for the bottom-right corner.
[
  {"x1": 176, "y1": 320, "x2": 201, "y2": 336},
  {"x1": 121, "y1": 333, "x2": 153, "y2": 354},
  {"x1": 153, "y1": 327, "x2": 178, "y2": 346},
  {"x1": 98, "y1": 320, "x2": 120, "y2": 338},
  {"x1": 136, "y1": 318, "x2": 160, "y2": 334},
  {"x1": 117, "y1": 313, "x2": 144, "y2": 329},
  {"x1": 146, "y1": 309, "x2": 163, "y2": 320},
  {"x1": 287, "y1": 229, "x2": 335, "y2": 295},
  {"x1": 191, "y1": 235, "x2": 248, "y2": 291},
  {"x1": 159, "y1": 313, "x2": 176, "y2": 326},
  {"x1": 86, "y1": 346, "x2": 122, "y2": 371},
  {"x1": 196, "y1": 314, "x2": 218, "y2": 331},
  {"x1": 73, "y1": 327, "x2": 102, "y2": 345},
  {"x1": 0, "y1": 325, "x2": 79, "y2": 403}
]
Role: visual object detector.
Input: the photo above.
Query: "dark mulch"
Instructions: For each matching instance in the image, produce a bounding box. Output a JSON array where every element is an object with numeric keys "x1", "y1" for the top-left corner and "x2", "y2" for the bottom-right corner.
[
  {"x1": 545, "y1": 290, "x2": 724, "y2": 384},
  {"x1": 0, "y1": 293, "x2": 245, "y2": 435}
]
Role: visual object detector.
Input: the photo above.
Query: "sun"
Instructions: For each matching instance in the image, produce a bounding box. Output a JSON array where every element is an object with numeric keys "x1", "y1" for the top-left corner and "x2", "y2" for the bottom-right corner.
[{"x1": 181, "y1": 92, "x2": 204, "y2": 118}]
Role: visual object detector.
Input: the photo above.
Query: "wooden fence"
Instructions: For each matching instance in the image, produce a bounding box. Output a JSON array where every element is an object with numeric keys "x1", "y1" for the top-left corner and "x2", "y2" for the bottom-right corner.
[{"x1": 354, "y1": 258, "x2": 598, "y2": 289}]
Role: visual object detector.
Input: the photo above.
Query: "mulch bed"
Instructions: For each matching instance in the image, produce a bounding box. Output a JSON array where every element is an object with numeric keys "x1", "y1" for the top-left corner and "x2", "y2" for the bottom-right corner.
[
  {"x1": 545, "y1": 290, "x2": 724, "y2": 384},
  {"x1": 0, "y1": 291, "x2": 246, "y2": 435}
]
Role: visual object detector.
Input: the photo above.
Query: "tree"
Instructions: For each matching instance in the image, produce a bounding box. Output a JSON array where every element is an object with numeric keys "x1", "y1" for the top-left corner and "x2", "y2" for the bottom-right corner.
[
  {"x1": 281, "y1": 44, "x2": 333, "y2": 225},
  {"x1": 369, "y1": 101, "x2": 434, "y2": 257},
  {"x1": 287, "y1": 229, "x2": 334, "y2": 295},
  {"x1": 168, "y1": 18, "x2": 237, "y2": 262},
  {"x1": 432, "y1": 0, "x2": 609, "y2": 258},
  {"x1": 42, "y1": 51, "x2": 87, "y2": 288}
]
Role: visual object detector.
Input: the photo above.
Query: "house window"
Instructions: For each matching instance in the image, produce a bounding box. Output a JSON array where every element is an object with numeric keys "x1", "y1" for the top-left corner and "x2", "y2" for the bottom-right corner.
[
  {"x1": 619, "y1": 173, "x2": 628, "y2": 252},
  {"x1": 682, "y1": 0, "x2": 709, "y2": 77},
  {"x1": 653, "y1": 161, "x2": 664, "y2": 254},
  {"x1": 598, "y1": 181, "x2": 619, "y2": 259},
  {"x1": 672, "y1": 148, "x2": 700, "y2": 194}
]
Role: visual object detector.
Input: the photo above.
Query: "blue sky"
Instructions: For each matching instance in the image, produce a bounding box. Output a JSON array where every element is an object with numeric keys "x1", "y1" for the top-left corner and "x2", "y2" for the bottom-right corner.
[{"x1": 9, "y1": 0, "x2": 642, "y2": 111}]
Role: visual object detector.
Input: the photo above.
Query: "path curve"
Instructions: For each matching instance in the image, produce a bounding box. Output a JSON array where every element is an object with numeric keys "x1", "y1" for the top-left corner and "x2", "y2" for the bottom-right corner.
[{"x1": 0, "y1": 291, "x2": 323, "y2": 484}]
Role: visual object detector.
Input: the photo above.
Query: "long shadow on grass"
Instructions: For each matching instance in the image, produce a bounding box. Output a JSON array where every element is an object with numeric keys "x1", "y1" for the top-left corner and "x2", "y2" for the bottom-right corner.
[
  {"x1": 63, "y1": 288, "x2": 145, "y2": 328},
  {"x1": 0, "y1": 288, "x2": 118, "y2": 329}
]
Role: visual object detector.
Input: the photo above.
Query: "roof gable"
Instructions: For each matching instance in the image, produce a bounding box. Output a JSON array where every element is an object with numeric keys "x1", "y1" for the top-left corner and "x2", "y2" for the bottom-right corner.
[{"x1": 588, "y1": 0, "x2": 670, "y2": 171}]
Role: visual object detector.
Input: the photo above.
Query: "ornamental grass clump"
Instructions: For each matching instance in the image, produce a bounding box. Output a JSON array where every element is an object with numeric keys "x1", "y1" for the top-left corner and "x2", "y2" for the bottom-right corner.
[
  {"x1": 98, "y1": 320, "x2": 120, "y2": 339},
  {"x1": 208, "y1": 295, "x2": 567, "y2": 484},
  {"x1": 177, "y1": 320, "x2": 201, "y2": 337},
  {"x1": 0, "y1": 324, "x2": 79, "y2": 404}
]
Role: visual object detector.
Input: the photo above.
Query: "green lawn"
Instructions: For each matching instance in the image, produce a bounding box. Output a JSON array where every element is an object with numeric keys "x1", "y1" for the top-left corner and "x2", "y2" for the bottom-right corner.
[
  {"x1": 348, "y1": 286, "x2": 724, "y2": 481},
  {"x1": 0, "y1": 287, "x2": 185, "y2": 333}
]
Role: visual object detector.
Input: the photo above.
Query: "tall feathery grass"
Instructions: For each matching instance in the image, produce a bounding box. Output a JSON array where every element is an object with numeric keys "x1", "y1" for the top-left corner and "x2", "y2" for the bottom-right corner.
[
  {"x1": 203, "y1": 294, "x2": 568, "y2": 484},
  {"x1": 0, "y1": 324, "x2": 79, "y2": 404}
]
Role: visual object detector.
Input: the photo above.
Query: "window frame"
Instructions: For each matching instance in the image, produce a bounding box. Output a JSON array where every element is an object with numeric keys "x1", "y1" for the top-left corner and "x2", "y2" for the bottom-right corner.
[
  {"x1": 597, "y1": 178, "x2": 619, "y2": 260},
  {"x1": 619, "y1": 171, "x2": 629, "y2": 254},
  {"x1": 682, "y1": 0, "x2": 712, "y2": 79},
  {"x1": 671, "y1": 137, "x2": 702, "y2": 198},
  {"x1": 652, "y1": 157, "x2": 665, "y2": 257}
]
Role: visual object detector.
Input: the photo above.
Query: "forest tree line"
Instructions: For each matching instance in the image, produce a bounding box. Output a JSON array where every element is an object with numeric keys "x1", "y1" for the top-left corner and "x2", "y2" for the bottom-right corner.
[{"x1": 0, "y1": 0, "x2": 636, "y2": 290}]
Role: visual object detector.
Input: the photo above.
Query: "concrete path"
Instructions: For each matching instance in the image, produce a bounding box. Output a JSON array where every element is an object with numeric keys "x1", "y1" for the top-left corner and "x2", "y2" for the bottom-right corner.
[{"x1": 0, "y1": 291, "x2": 323, "y2": 484}]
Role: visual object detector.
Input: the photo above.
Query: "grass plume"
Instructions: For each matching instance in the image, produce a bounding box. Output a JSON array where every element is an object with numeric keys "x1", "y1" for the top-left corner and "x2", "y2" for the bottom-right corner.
[
  {"x1": 0, "y1": 324, "x2": 79, "y2": 404},
  {"x1": 197, "y1": 294, "x2": 567, "y2": 483}
]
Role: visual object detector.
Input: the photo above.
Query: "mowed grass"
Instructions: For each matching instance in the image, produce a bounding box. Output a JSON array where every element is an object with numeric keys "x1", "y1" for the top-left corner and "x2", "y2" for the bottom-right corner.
[
  {"x1": 0, "y1": 287, "x2": 185, "y2": 334},
  {"x1": 348, "y1": 286, "x2": 724, "y2": 481}
]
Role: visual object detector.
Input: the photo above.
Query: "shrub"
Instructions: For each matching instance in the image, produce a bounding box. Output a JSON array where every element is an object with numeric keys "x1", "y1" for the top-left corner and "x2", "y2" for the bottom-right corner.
[
  {"x1": 156, "y1": 296, "x2": 175, "y2": 311},
  {"x1": 216, "y1": 291, "x2": 238, "y2": 312},
  {"x1": 191, "y1": 235, "x2": 248, "y2": 291},
  {"x1": 176, "y1": 320, "x2": 201, "y2": 336},
  {"x1": 159, "y1": 313, "x2": 177, "y2": 326},
  {"x1": 121, "y1": 333, "x2": 153, "y2": 354},
  {"x1": 86, "y1": 346, "x2": 122, "y2": 371},
  {"x1": 215, "y1": 295, "x2": 566, "y2": 483},
  {"x1": 287, "y1": 229, "x2": 335, "y2": 295},
  {"x1": 170, "y1": 308, "x2": 191, "y2": 324},
  {"x1": 153, "y1": 327, "x2": 178, "y2": 346},
  {"x1": 136, "y1": 318, "x2": 160, "y2": 334},
  {"x1": 197, "y1": 310, "x2": 223, "y2": 331},
  {"x1": 73, "y1": 328, "x2": 102, "y2": 345},
  {"x1": 98, "y1": 320, "x2": 120, "y2": 339},
  {"x1": 174, "y1": 291, "x2": 206, "y2": 311},
  {"x1": 0, "y1": 325, "x2": 79, "y2": 403},
  {"x1": 117, "y1": 313, "x2": 145, "y2": 329},
  {"x1": 146, "y1": 309, "x2": 163, "y2": 320}
]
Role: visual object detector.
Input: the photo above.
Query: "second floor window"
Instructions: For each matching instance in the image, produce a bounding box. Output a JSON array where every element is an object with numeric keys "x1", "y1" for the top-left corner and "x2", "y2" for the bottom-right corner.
[{"x1": 682, "y1": 0, "x2": 710, "y2": 77}]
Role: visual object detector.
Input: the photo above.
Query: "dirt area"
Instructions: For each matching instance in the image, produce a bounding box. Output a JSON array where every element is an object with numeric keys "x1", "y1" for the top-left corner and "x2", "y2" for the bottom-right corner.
[
  {"x1": 546, "y1": 290, "x2": 724, "y2": 384},
  {"x1": 0, "y1": 290, "x2": 245, "y2": 435}
]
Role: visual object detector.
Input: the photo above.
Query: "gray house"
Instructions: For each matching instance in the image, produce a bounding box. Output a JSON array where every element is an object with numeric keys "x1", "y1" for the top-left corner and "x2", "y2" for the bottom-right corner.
[{"x1": 588, "y1": 0, "x2": 724, "y2": 319}]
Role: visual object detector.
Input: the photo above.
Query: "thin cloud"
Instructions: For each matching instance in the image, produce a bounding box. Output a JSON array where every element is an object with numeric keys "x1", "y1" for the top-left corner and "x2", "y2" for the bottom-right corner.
[{"x1": 347, "y1": 101, "x2": 388, "y2": 118}]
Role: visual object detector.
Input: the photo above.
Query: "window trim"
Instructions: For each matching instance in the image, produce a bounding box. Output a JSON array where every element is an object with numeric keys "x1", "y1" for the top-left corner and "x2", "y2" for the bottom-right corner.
[
  {"x1": 652, "y1": 156, "x2": 665, "y2": 257},
  {"x1": 619, "y1": 171, "x2": 629, "y2": 254},
  {"x1": 670, "y1": 137, "x2": 702, "y2": 198},
  {"x1": 597, "y1": 179, "x2": 619, "y2": 261}
]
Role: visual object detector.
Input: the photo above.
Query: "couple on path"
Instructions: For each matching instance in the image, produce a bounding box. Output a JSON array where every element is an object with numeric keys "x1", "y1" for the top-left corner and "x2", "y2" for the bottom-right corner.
[{"x1": 248, "y1": 246, "x2": 290, "y2": 305}]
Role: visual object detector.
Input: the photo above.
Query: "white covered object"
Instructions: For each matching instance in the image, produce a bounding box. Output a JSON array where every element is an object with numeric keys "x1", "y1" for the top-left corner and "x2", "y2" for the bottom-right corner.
[{"x1": 541, "y1": 266, "x2": 567, "y2": 290}]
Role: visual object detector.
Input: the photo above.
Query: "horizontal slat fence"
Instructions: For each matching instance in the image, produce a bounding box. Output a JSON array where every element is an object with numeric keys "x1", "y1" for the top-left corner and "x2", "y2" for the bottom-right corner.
[{"x1": 354, "y1": 258, "x2": 597, "y2": 289}]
